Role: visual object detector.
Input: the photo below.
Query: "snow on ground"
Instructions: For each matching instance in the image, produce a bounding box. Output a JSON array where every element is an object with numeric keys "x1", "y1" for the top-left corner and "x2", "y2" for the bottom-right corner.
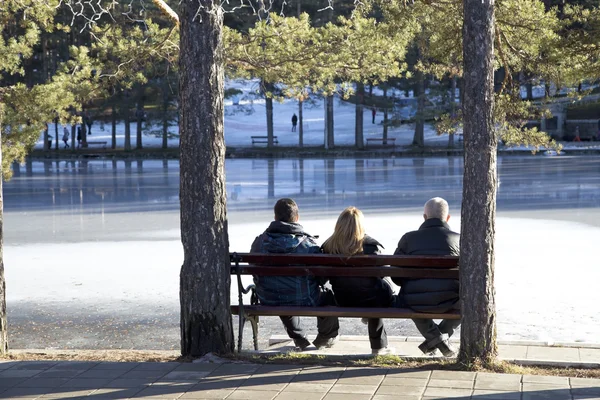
[{"x1": 5, "y1": 213, "x2": 600, "y2": 344}]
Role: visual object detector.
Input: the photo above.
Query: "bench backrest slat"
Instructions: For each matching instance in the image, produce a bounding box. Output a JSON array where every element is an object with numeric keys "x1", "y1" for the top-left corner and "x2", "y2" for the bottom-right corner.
[
  {"x1": 230, "y1": 253, "x2": 458, "y2": 268},
  {"x1": 231, "y1": 265, "x2": 458, "y2": 279}
]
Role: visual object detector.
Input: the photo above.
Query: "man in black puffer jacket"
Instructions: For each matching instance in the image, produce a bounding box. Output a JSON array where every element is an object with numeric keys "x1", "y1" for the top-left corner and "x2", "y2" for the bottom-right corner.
[
  {"x1": 392, "y1": 197, "x2": 460, "y2": 357},
  {"x1": 251, "y1": 198, "x2": 339, "y2": 351}
]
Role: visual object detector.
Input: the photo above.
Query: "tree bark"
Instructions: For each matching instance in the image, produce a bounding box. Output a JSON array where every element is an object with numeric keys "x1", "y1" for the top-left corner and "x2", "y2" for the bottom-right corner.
[
  {"x1": 124, "y1": 98, "x2": 131, "y2": 151},
  {"x1": 136, "y1": 93, "x2": 144, "y2": 150},
  {"x1": 298, "y1": 100, "x2": 303, "y2": 147},
  {"x1": 413, "y1": 67, "x2": 425, "y2": 147},
  {"x1": 327, "y1": 95, "x2": 334, "y2": 149},
  {"x1": 163, "y1": 86, "x2": 169, "y2": 150},
  {"x1": 383, "y1": 87, "x2": 389, "y2": 145},
  {"x1": 179, "y1": 0, "x2": 234, "y2": 357},
  {"x1": 54, "y1": 120, "x2": 59, "y2": 151},
  {"x1": 459, "y1": 0, "x2": 498, "y2": 366},
  {"x1": 81, "y1": 108, "x2": 88, "y2": 148},
  {"x1": 0, "y1": 108, "x2": 8, "y2": 355},
  {"x1": 71, "y1": 124, "x2": 76, "y2": 153},
  {"x1": 449, "y1": 75, "x2": 457, "y2": 148},
  {"x1": 43, "y1": 126, "x2": 49, "y2": 151},
  {"x1": 111, "y1": 103, "x2": 117, "y2": 150},
  {"x1": 264, "y1": 81, "x2": 275, "y2": 148},
  {"x1": 355, "y1": 83, "x2": 364, "y2": 149}
]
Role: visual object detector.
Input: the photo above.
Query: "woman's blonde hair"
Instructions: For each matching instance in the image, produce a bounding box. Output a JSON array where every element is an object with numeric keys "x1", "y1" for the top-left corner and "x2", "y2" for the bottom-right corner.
[{"x1": 322, "y1": 206, "x2": 366, "y2": 255}]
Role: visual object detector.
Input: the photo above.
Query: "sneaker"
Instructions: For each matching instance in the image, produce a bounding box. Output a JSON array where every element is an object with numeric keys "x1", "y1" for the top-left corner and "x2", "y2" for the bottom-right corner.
[
  {"x1": 436, "y1": 340, "x2": 457, "y2": 357},
  {"x1": 372, "y1": 347, "x2": 395, "y2": 356},
  {"x1": 313, "y1": 335, "x2": 339, "y2": 350},
  {"x1": 293, "y1": 337, "x2": 311, "y2": 352},
  {"x1": 360, "y1": 318, "x2": 369, "y2": 325}
]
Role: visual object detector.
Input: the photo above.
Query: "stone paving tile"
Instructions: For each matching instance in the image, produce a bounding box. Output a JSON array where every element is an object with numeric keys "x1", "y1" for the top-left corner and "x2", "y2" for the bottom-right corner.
[
  {"x1": 430, "y1": 370, "x2": 476, "y2": 381},
  {"x1": 380, "y1": 377, "x2": 428, "y2": 387},
  {"x1": 179, "y1": 388, "x2": 235, "y2": 399},
  {"x1": 59, "y1": 378, "x2": 116, "y2": 388},
  {"x1": 227, "y1": 389, "x2": 280, "y2": 399},
  {"x1": 375, "y1": 384, "x2": 425, "y2": 396},
  {"x1": 131, "y1": 385, "x2": 194, "y2": 398},
  {"x1": 523, "y1": 383, "x2": 571, "y2": 392},
  {"x1": 523, "y1": 375, "x2": 570, "y2": 385},
  {"x1": 131, "y1": 363, "x2": 179, "y2": 372},
  {"x1": 103, "y1": 377, "x2": 155, "y2": 388},
  {"x1": 87, "y1": 387, "x2": 145, "y2": 399},
  {"x1": 423, "y1": 387, "x2": 473, "y2": 398},
  {"x1": 499, "y1": 344, "x2": 528, "y2": 359},
  {"x1": 8, "y1": 362, "x2": 57, "y2": 371},
  {"x1": 173, "y1": 364, "x2": 223, "y2": 373},
  {"x1": 272, "y1": 391, "x2": 324, "y2": 400},
  {"x1": 283, "y1": 382, "x2": 333, "y2": 392},
  {"x1": 428, "y1": 379, "x2": 474, "y2": 389},
  {"x1": 522, "y1": 392, "x2": 573, "y2": 400},
  {"x1": 74, "y1": 368, "x2": 126, "y2": 379},
  {"x1": 253, "y1": 365, "x2": 302, "y2": 375},
  {"x1": 573, "y1": 397, "x2": 600, "y2": 400},
  {"x1": 91, "y1": 362, "x2": 140, "y2": 371},
  {"x1": 190, "y1": 378, "x2": 248, "y2": 391},
  {"x1": 329, "y1": 384, "x2": 378, "y2": 394},
  {"x1": 474, "y1": 379, "x2": 521, "y2": 391},
  {"x1": 471, "y1": 389, "x2": 521, "y2": 399},
  {"x1": 39, "y1": 389, "x2": 97, "y2": 398},
  {"x1": 322, "y1": 393, "x2": 371, "y2": 400},
  {"x1": 527, "y1": 347, "x2": 580, "y2": 362},
  {"x1": 34, "y1": 369, "x2": 84, "y2": 379},
  {"x1": 372, "y1": 395, "x2": 421, "y2": 400},
  {"x1": 476, "y1": 372, "x2": 522, "y2": 383},
  {"x1": 579, "y1": 349, "x2": 600, "y2": 363},
  {"x1": 16, "y1": 378, "x2": 71, "y2": 388},
  {"x1": 570, "y1": 377, "x2": 600, "y2": 387},
  {"x1": 162, "y1": 371, "x2": 212, "y2": 381},
  {"x1": 385, "y1": 369, "x2": 431, "y2": 379},
  {"x1": 44, "y1": 362, "x2": 96, "y2": 371},
  {"x1": 572, "y1": 386, "x2": 600, "y2": 396},
  {"x1": 335, "y1": 374, "x2": 383, "y2": 385},
  {"x1": 0, "y1": 377, "x2": 29, "y2": 387},
  {"x1": 0, "y1": 369, "x2": 41, "y2": 378},
  {"x1": 209, "y1": 364, "x2": 260, "y2": 377},
  {"x1": 1, "y1": 387, "x2": 51, "y2": 398},
  {"x1": 0, "y1": 361, "x2": 19, "y2": 370},
  {"x1": 120, "y1": 369, "x2": 170, "y2": 380},
  {"x1": 423, "y1": 397, "x2": 470, "y2": 400}
]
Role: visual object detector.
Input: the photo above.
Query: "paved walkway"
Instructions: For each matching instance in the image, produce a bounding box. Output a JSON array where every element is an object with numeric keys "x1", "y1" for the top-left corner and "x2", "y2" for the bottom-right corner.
[
  {"x1": 263, "y1": 336, "x2": 600, "y2": 369},
  {"x1": 0, "y1": 359, "x2": 599, "y2": 400}
]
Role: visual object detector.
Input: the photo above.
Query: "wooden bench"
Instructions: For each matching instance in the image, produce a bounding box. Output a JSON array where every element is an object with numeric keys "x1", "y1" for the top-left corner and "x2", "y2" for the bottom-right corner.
[
  {"x1": 251, "y1": 136, "x2": 278, "y2": 145},
  {"x1": 366, "y1": 138, "x2": 396, "y2": 147},
  {"x1": 85, "y1": 141, "x2": 107, "y2": 149},
  {"x1": 230, "y1": 252, "x2": 459, "y2": 351}
]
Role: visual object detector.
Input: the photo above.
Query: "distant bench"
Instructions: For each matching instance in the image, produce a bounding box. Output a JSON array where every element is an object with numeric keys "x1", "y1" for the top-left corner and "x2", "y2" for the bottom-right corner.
[
  {"x1": 366, "y1": 138, "x2": 396, "y2": 148},
  {"x1": 85, "y1": 141, "x2": 107, "y2": 149},
  {"x1": 251, "y1": 136, "x2": 278, "y2": 146},
  {"x1": 230, "y1": 252, "x2": 460, "y2": 351}
]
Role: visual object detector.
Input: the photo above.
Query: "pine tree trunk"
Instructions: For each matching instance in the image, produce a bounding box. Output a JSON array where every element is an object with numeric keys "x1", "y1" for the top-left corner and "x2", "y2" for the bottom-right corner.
[
  {"x1": 298, "y1": 100, "x2": 303, "y2": 147},
  {"x1": 459, "y1": 0, "x2": 498, "y2": 366},
  {"x1": 81, "y1": 110, "x2": 88, "y2": 148},
  {"x1": 355, "y1": 83, "x2": 364, "y2": 149},
  {"x1": 136, "y1": 96, "x2": 144, "y2": 150},
  {"x1": 179, "y1": 0, "x2": 234, "y2": 357},
  {"x1": 383, "y1": 87, "x2": 389, "y2": 145},
  {"x1": 71, "y1": 124, "x2": 76, "y2": 153},
  {"x1": 327, "y1": 95, "x2": 334, "y2": 148},
  {"x1": 264, "y1": 81, "x2": 275, "y2": 148},
  {"x1": 124, "y1": 101, "x2": 131, "y2": 151},
  {"x1": 43, "y1": 126, "x2": 49, "y2": 151},
  {"x1": 111, "y1": 103, "x2": 117, "y2": 150},
  {"x1": 449, "y1": 76, "x2": 457, "y2": 148},
  {"x1": 163, "y1": 87, "x2": 169, "y2": 150},
  {"x1": 0, "y1": 110, "x2": 8, "y2": 355},
  {"x1": 413, "y1": 68, "x2": 425, "y2": 147},
  {"x1": 54, "y1": 120, "x2": 59, "y2": 151}
]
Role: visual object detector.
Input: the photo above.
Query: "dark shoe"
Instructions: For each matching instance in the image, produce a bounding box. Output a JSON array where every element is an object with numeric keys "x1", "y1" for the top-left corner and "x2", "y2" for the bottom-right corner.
[
  {"x1": 417, "y1": 334, "x2": 446, "y2": 355},
  {"x1": 293, "y1": 337, "x2": 311, "y2": 352},
  {"x1": 313, "y1": 335, "x2": 338, "y2": 350},
  {"x1": 436, "y1": 340, "x2": 457, "y2": 357}
]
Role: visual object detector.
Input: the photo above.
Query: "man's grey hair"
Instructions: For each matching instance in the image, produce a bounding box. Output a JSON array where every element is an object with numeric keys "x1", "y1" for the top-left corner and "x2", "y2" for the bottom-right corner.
[{"x1": 424, "y1": 197, "x2": 449, "y2": 220}]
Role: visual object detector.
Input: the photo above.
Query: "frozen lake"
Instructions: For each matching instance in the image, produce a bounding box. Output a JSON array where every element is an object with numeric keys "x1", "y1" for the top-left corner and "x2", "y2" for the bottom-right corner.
[{"x1": 3, "y1": 155, "x2": 600, "y2": 350}]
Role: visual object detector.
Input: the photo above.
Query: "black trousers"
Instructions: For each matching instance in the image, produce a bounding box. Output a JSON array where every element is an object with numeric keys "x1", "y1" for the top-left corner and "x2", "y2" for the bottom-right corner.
[
  {"x1": 279, "y1": 314, "x2": 339, "y2": 343},
  {"x1": 412, "y1": 318, "x2": 461, "y2": 342}
]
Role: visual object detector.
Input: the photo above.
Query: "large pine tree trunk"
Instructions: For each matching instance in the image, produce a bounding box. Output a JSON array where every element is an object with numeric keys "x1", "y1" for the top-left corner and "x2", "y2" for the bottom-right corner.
[
  {"x1": 162, "y1": 86, "x2": 169, "y2": 150},
  {"x1": 459, "y1": 0, "x2": 498, "y2": 366},
  {"x1": 179, "y1": 0, "x2": 234, "y2": 357},
  {"x1": 136, "y1": 94, "x2": 144, "y2": 150},
  {"x1": 298, "y1": 100, "x2": 303, "y2": 147},
  {"x1": 412, "y1": 69, "x2": 425, "y2": 147},
  {"x1": 43, "y1": 126, "x2": 49, "y2": 151},
  {"x1": 264, "y1": 81, "x2": 275, "y2": 148},
  {"x1": 124, "y1": 100, "x2": 131, "y2": 151},
  {"x1": 327, "y1": 95, "x2": 334, "y2": 149},
  {"x1": 355, "y1": 83, "x2": 364, "y2": 149},
  {"x1": 111, "y1": 103, "x2": 117, "y2": 150},
  {"x1": 0, "y1": 112, "x2": 8, "y2": 355},
  {"x1": 449, "y1": 76, "x2": 457, "y2": 148},
  {"x1": 383, "y1": 87, "x2": 389, "y2": 145}
]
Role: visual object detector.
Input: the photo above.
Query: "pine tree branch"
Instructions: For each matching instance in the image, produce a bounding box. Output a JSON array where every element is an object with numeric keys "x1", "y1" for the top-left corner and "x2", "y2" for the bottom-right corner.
[{"x1": 151, "y1": 0, "x2": 179, "y2": 26}]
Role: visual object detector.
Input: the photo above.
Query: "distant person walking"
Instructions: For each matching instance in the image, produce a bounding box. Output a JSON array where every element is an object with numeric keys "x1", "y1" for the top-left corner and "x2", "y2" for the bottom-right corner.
[
  {"x1": 62, "y1": 127, "x2": 70, "y2": 149},
  {"x1": 372, "y1": 108, "x2": 376, "y2": 124},
  {"x1": 291, "y1": 113, "x2": 298, "y2": 132},
  {"x1": 574, "y1": 126, "x2": 581, "y2": 142}
]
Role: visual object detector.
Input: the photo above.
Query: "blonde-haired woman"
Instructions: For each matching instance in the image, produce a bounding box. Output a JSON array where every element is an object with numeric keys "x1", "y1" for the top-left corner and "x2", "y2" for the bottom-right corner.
[{"x1": 322, "y1": 207, "x2": 394, "y2": 355}]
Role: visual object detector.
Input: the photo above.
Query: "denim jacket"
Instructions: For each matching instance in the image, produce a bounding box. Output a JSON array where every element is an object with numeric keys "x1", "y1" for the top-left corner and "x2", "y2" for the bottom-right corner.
[{"x1": 250, "y1": 221, "x2": 322, "y2": 306}]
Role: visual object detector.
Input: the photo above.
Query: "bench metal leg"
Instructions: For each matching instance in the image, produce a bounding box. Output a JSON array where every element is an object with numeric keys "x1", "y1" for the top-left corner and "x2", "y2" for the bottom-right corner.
[
  {"x1": 248, "y1": 315, "x2": 259, "y2": 351},
  {"x1": 238, "y1": 314, "x2": 246, "y2": 353}
]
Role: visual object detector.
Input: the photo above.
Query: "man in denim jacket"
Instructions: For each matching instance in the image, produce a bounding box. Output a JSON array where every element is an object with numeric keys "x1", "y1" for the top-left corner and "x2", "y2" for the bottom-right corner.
[{"x1": 251, "y1": 198, "x2": 339, "y2": 350}]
